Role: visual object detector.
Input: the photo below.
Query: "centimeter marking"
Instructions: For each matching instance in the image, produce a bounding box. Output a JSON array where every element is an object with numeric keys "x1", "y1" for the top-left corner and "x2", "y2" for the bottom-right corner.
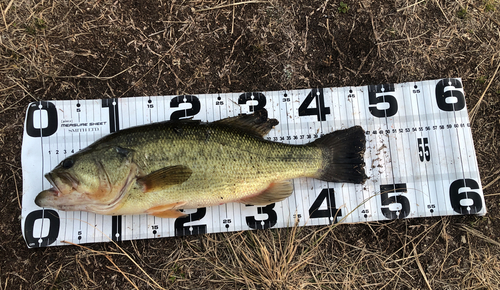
[{"x1": 21, "y1": 79, "x2": 486, "y2": 248}]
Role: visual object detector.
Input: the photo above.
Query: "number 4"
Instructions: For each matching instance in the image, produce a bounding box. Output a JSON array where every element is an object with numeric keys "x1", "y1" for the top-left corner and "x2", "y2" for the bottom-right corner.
[
  {"x1": 308, "y1": 188, "x2": 341, "y2": 224},
  {"x1": 298, "y1": 89, "x2": 330, "y2": 121}
]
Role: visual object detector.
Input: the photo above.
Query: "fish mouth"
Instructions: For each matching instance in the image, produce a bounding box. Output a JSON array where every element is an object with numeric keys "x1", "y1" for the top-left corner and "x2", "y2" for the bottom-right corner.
[
  {"x1": 44, "y1": 173, "x2": 61, "y2": 195},
  {"x1": 45, "y1": 172, "x2": 79, "y2": 195},
  {"x1": 35, "y1": 172, "x2": 81, "y2": 208},
  {"x1": 35, "y1": 163, "x2": 137, "y2": 214},
  {"x1": 34, "y1": 188, "x2": 58, "y2": 207}
]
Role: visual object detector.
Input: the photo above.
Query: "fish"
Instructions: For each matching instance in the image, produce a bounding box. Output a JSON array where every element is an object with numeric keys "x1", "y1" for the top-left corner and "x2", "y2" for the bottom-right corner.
[{"x1": 34, "y1": 109, "x2": 367, "y2": 218}]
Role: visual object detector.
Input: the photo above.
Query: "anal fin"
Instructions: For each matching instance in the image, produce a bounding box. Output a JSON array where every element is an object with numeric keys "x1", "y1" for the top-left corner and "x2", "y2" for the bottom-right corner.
[
  {"x1": 146, "y1": 202, "x2": 187, "y2": 218},
  {"x1": 239, "y1": 180, "x2": 294, "y2": 205}
]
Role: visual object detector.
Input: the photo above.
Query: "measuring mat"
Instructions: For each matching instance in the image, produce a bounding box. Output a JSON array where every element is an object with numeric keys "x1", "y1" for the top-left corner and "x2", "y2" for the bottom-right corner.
[{"x1": 21, "y1": 78, "x2": 486, "y2": 248}]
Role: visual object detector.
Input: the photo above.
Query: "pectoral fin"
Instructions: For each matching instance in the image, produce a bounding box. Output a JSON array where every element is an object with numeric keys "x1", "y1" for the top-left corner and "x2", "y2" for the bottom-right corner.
[
  {"x1": 239, "y1": 180, "x2": 294, "y2": 205},
  {"x1": 137, "y1": 165, "x2": 192, "y2": 193},
  {"x1": 146, "y1": 202, "x2": 188, "y2": 218}
]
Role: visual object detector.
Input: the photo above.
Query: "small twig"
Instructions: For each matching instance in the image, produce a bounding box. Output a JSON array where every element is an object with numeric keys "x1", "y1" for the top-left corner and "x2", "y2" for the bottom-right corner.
[
  {"x1": 0, "y1": 85, "x2": 16, "y2": 92},
  {"x1": 355, "y1": 47, "x2": 375, "y2": 77},
  {"x1": 148, "y1": 30, "x2": 165, "y2": 37},
  {"x1": 230, "y1": 34, "x2": 244, "y2": 56},
  {"x1": 316, "y1": 0, "x2": 330, "y2": 13},
  {"x1": 369, "y1": 13, "x2": 381, "y2": 57},
  {"x1": 56, "y1": 62, "x2": 136, "y2": 80},
  {"x1": 377, "y1": 30, "x2": 430, "y2": 46},
  {"x1": 97, "y1": 58, "x2": 111, "y2": 78},
  {"x1": 0, "y1": 78, "x2": 32, "y2": 114},
  {"x1": 302, "y1": 15, "x2": 309, "y2": 53},
  {"x1": 49, "y1": 265, "x2": 63, "y2": 290},
  {"x1": 397, "y1": 0, "x2": 426, "y2": 12},
  {"x1": 482, "y1": 168, "x2": 500, "y2": 191},
  {"x1": 433, "y1": 0, "x2": 450, "y2": 24},
  {"x1": 105, "y1": 256, "x2": 139, "y2": 290},
  {"x1": 460, "y1": 225, "x2": 500, "y2": 247},
  {"x1": 120, "y1": 26, "x2": 190, "y2": 98},
  {"x1": 485, "y1": 192, "x2": 500, "y2": 197},
  {"x1": 470, "y1": 58, "x2": 500, "y2": 123},
  {"x1": 469, "y1": 2, "x2": 500, "y2": 27},
  {"x1": 194, "y1": 0, "x2": 268, "y2": 12},
  {"x1": 67, "y1": 240, "x2": 140, "y2": 290},
  {"x1": 62, "y1": 241, "x2": 148, "y2": 290},
  {"x1": 10, "y1": 168, "x2": 21, "y2": 210},
  {"x1": 413, "y1": 243, "x2": 433, "y2": 290},
  {"x1": 61, "y1": 219, "x2": 164, "y2": 290},
  {"x1": 1, "y1": 0, "x2": 15, "y2": 30}
]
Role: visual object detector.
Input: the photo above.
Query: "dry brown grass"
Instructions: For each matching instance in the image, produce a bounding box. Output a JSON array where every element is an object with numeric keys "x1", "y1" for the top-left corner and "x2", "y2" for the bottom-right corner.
[{"x1": 1, "y1": 0, "x2": 500, "y2": 289}]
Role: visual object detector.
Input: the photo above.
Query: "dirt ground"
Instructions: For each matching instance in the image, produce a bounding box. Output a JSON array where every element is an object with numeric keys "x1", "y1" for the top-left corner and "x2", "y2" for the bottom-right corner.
[{"x1": 1, "y1": 0, "x2": 500, "y2": 289}]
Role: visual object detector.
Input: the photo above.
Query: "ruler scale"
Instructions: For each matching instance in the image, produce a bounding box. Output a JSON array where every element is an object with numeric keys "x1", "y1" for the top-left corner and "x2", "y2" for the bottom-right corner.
[{"x1": 21, "y1": 78, "x2": 486, "y2": 248}]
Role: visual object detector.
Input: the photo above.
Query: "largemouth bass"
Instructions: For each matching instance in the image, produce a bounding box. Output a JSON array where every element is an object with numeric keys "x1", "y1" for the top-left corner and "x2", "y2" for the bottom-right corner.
[{"x1": 35, "y1": 109, "x2": 367, "y2": 218}]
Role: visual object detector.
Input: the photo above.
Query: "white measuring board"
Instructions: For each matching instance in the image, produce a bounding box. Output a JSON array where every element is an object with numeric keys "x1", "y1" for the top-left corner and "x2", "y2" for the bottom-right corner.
[{"x1": 21, "y1": 78, "x2": 486, "y2": 248}]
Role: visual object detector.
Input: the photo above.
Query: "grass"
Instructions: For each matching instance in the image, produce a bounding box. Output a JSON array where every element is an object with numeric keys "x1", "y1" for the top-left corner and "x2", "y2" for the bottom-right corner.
[{"x1": 1, "y1": 0, "x2": 500, "y2": 289}]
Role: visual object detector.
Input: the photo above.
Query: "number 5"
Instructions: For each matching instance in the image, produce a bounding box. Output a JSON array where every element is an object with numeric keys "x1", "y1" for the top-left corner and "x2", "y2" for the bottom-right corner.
[
  {"x1": 380, "y1": 184, "x2": 410, "y2": 219},
  {"x1": 368, "y1": 84, "x2": 398, "y2": 118},
  {"x1": 417, "y1": 137, "x2": 430, "y2": 162}
]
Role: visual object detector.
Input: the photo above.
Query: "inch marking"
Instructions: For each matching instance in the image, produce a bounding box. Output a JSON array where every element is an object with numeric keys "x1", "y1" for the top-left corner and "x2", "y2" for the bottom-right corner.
[
  {"x1": 102, "y1": 98, "x2": 122, "y2": 242},
  {"x1": 21, "y1": 79, "x2": 485, "y2": 247}
]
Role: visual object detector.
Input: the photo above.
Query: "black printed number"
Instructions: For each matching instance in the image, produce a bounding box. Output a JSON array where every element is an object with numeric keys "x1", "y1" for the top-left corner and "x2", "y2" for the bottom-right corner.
[
  {"x1": 449, "y1": 179, "x2": 482, "y2": 214},
  {"x1": 174, "y1": 208, "x2": 207, "y2": 236},
  {"x1": 308, "y1": 188, "x2": 341, "y2": 224},
  {"x1": 246, "y1": 204, "x2": 278, "y2": 230},
  {"x1": 368, "y1": 84, "x2": 398, "y2": 118},
  {"x1": 417, "y1": 137, "x2": 430, "y2": 162},
  {"x1": 26, "y1": 101, "x2": 58, "y2": 137},
  {"x1": 298, "y1": 88, "x2": 331, "y2": 121},
  {"x1": 170, "y1": 95, "x2": 201, "y2": 120},
  {"x1": 435, "y1": 78, "x2": 465, "y2": 112},
  {"x1": 380, "y1": 183, "x2": 410, "y2": 219},
  {"x1": 238, "y1": 92, "x2": 266, "y2": 112},
  {"x1": 24, "y1": 210, "x2": 60, "y2": 247}
]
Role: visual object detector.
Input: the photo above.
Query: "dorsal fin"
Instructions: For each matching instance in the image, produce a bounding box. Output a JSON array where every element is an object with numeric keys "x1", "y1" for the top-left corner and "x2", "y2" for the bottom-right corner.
[{"x1": 212, "y1": 109, "x2": 279, "y2": 137}]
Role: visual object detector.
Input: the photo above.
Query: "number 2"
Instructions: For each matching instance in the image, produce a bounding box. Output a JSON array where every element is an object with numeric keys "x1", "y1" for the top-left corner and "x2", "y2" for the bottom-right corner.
[
  {"x1": 170, "y1": 95, "x2": 201, "y2": 120},
  {"x1": 174, "y1": 208, "x2": 207, "y2": 236}
]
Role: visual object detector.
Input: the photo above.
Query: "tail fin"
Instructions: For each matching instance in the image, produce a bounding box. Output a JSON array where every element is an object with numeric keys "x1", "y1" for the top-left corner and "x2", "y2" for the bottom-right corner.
[{"x1": 311, "y1": 126, "x2": 367, "y2": 184}]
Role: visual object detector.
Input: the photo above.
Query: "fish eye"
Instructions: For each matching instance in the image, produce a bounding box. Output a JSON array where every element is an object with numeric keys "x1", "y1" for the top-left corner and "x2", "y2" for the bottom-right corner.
[{"x1": 62, "y1": 158, "x2": 74, "y2": 169}]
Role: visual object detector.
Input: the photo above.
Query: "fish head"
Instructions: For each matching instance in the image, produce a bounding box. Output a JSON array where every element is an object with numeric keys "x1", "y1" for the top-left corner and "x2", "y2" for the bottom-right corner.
[{"x1": 35, "y1": 145, "x2": 137, "y2": 213}]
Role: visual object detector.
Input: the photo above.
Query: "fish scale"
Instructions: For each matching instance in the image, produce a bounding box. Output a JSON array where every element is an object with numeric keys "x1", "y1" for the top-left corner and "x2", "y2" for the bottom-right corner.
[
  {"x1": 35, "y1": 110, "x2": 366, "y2": 218},
  {"x1": 114, "y1": 121, "x2": 324, "y2": 213}
]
